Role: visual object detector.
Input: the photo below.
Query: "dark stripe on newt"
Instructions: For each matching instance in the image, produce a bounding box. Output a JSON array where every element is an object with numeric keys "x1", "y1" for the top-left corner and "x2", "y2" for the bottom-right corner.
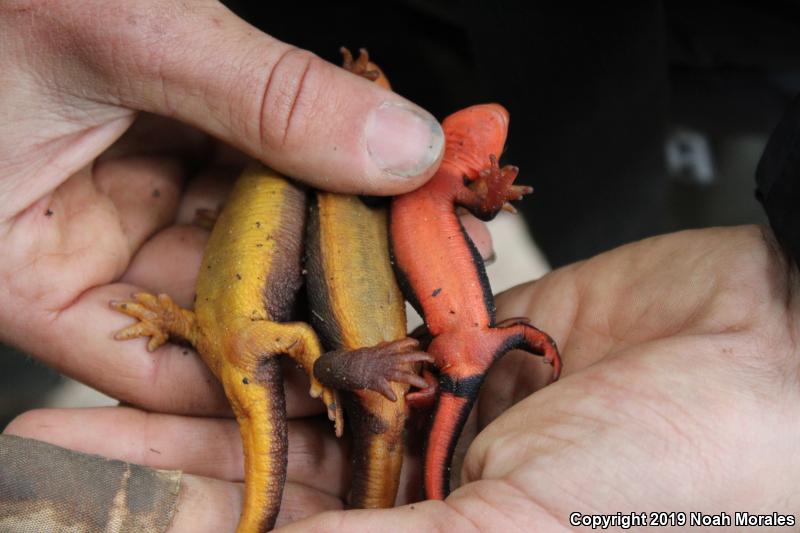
[
  {"x1": 358, "y1": 194, "x2": 391, "y2": 208},
  {"x1": 304, "y1": 195, "x2": 346, "y2": 350},
  {"x1": 262, "y1": 181, "x2": 307, "y2": 322},
  {"x1": 427, "y1": 331, "x2": 525, "y2": 498},
  {"x1": 493, "y1": 331, "x2": 526, "y2": 362},
  {"x1": 387, "y1": 209, "x2": 424, "y2": 317},
  {"x1": 456, "y1": 215, "x2": 496, "y2": 326},
  {"x1": 438, "y1": 373, "x2": 484, "y2": 398},
  {"x1": 426, "y1": 387, "x2": 479, "y2": 499},
  {"x1": 252, "y1": 356, "x2": 288, "y2": 531}
]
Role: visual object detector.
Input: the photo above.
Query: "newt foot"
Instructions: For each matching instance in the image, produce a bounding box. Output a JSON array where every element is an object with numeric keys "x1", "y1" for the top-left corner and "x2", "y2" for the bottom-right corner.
[
  {"x1": 470, "y1": 155, "x2": 532, "y2": 218},
  {"x1": 110, "y1": 293, "x2": 187, "y2": 351},
  {"x1": 192, "y1": 207, "x2": 220, "y2": 231},
  {"x1": 314, "y1": 337, "x2": 432, "y2": 403},
  {"x1": 340, "y1": 47, "x2": 380, "y2": 81},
  {"x1": 405, "y1": 367, "x2": 438, "y2": 411}
]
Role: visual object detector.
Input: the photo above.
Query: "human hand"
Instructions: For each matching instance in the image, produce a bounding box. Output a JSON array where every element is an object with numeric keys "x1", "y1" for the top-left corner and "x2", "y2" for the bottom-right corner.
[
  {"x1": 0, "y1": 0, "x2": 444, "y2": 406},
  {"x1": 281, "y1": 224, "x2": 798, "y2": 530},
  {"x1": 9, "y1": 225, "x2": 797, "y2": 530}
]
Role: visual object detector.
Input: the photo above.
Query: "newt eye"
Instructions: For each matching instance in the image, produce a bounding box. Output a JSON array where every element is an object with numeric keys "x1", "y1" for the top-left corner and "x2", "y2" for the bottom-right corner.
[{"x1": 462, "y1": 175, "x2": 470, "y2": 186}]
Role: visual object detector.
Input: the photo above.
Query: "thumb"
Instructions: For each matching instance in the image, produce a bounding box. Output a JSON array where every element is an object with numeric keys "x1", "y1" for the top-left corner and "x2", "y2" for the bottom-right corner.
[{"x1": 43, "y1": 0, "x2": 444, "y2": 194}]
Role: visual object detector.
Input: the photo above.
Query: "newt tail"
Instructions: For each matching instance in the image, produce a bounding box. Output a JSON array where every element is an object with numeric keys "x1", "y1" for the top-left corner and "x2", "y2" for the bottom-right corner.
[{"x1": 390, "y1": 104, "x2": 562, "y2": 500}]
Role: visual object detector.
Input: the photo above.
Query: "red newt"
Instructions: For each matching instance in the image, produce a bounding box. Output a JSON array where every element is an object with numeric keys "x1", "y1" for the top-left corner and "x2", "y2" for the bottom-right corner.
[{"x1": 390, "y1": 104, "x2": 562, "y2": 499}]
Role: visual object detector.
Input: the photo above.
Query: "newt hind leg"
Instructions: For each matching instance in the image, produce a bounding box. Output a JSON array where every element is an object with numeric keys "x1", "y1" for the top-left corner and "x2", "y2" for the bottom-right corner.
[
  {"x1": 423, "y1": 324, "x2": 561, "y2": 500},
  {"x1": 110, "y1": 292, "x2": 199, "y2": 351},
  {"x1": 313, "y1": 337, "x2": 432, "y2": 402},
  {"x1": 494, "y1": 321, "x2": 562, "y2": 380},
  {"x1": 251, "y1": 321, "x2": 344, "y2": 435},
  {"x1": 458, "y1": 155, "x2": 533, "y2": 220}
]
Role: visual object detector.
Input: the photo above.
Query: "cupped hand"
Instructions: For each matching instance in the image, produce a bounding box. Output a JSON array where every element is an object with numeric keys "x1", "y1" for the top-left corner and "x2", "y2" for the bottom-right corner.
[
  {"x1": 0, "y1": 0, "x2": 444, "y2": 410},
  {"x1": 1, "y1": 1, "x2": 443, "y2": 528},
  {"x1": 285, "y1": 224, "x2": 799, "y2": 530},
  {"x1": 10, "y1": 225, "x2": 799, "y2": 530}
]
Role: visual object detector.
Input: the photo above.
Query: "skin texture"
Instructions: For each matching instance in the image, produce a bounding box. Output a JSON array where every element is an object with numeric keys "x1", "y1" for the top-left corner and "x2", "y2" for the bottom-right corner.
[
  {"x1": 7, "y1": 226, "x2": 800, "y2": 532},
  {"x1": 111, "y1": 165, "x2": 342, "y2": 532},
  {"x1": 390, "y1": 104, "x2": 562, "y2": 499}
]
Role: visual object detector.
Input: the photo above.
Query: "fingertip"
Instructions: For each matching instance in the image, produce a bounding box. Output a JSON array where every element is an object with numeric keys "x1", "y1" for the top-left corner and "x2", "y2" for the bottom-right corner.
[
  {"x1": 360, "y1": 101, "x2": 445, "y2": 194},
  {"x1": 253, "y1": 57, "x2": 444, "y2": 195}
]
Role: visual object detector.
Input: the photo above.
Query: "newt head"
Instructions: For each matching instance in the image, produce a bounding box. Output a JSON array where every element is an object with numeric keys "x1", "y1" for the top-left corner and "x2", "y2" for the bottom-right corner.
[{"x1": 442, "y1": 103, "x2": 510, "y2": 178}]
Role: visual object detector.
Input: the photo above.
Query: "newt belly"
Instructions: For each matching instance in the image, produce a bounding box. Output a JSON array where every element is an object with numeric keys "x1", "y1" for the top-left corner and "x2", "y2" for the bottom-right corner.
[
  {"x1": 303, "y1": 49, "x2": 429, "y2": 508},
  {"x1": 111, "y1": 165, "x2": 341, "y2": 532},
  {"x1": 390, "y1": 104, "x2": 562, "y2": 500},
  {"x1": 306, "y1": 193, "x2": 429, "y2": 508}
]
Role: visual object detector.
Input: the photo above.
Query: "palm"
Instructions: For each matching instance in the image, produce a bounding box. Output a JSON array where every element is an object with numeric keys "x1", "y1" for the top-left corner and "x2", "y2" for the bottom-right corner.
[
  {"x1": 1, "y1": 115, "x2": 238, "y2": 414},
  {"x1": 458, "y1": 225, "x2": 799, "y2": 527}
]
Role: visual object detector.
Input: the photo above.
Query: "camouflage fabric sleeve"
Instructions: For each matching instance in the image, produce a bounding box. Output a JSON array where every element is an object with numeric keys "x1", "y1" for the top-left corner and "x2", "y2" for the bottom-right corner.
[{"x1": 0, "y1": 434, "x2": 181, "y2": 533}]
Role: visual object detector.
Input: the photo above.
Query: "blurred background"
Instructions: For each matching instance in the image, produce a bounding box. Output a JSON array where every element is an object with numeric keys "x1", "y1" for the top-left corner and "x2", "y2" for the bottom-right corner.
[{"x1": 2, "y1": 0, "x2": 797, "y2": 428}]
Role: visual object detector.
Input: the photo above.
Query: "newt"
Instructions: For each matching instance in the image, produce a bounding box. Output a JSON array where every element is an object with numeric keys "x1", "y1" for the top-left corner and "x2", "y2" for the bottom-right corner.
[
  {"x1": 306, "y1": 48, "x2": 431, "y2": 508},
  {"x1": 389, "y1": 103, "x2": 563, "y2": 500},
  {"x1": 110, "y1": 166, "x2": 348, "y2": 532}
]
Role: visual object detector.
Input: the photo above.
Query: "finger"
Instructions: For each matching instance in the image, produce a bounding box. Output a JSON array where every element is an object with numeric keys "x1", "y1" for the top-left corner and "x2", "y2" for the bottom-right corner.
[
  {"x1": 277, "y1": 491, "x2": 540, "y2": 533},
  {"x1": 40, "y1": 1, "x2": 444, "y2": 195},
  {"x1": 459, "y1": 212, "x2": 493, "y2": 260},
  {"x1": 477, "y1": 349, "x2": 554, "y2": 432},
  {"x1": 5, "y1": 406, "x2": 348, "y2": 497},
  {"x1": 168, "y1": 475, "x2": 343, "y2": 532},
  {"x1": 93, "y1": 154, "x2": 186, "y2": 253},
  {"x1": 121, "y1": 224, "x2": 209, "y2": 308}
]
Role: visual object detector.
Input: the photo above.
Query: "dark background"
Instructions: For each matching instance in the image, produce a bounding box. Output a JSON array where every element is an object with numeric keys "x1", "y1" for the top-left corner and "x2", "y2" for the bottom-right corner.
[{"x1": 3, "y1": 0, "x2": 800, "y2": 427}]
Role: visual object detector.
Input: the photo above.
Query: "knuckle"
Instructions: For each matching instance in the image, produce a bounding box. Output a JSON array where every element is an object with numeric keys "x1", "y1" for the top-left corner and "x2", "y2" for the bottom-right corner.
[{"x1": 258, "y1": 47, "x2": 325, "y2": 150}]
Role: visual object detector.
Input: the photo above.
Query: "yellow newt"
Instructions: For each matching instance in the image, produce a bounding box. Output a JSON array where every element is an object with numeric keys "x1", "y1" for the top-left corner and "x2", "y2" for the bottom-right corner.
[
  {"x1": 305, "y1": 49, "x2": 431, "y2": 507},
  {"x1": 307, "y1": 191, "x2": 431, "y2": 508},
  {"x1": 111, "y1": 166, "x2": 341, "y2": 532}
]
